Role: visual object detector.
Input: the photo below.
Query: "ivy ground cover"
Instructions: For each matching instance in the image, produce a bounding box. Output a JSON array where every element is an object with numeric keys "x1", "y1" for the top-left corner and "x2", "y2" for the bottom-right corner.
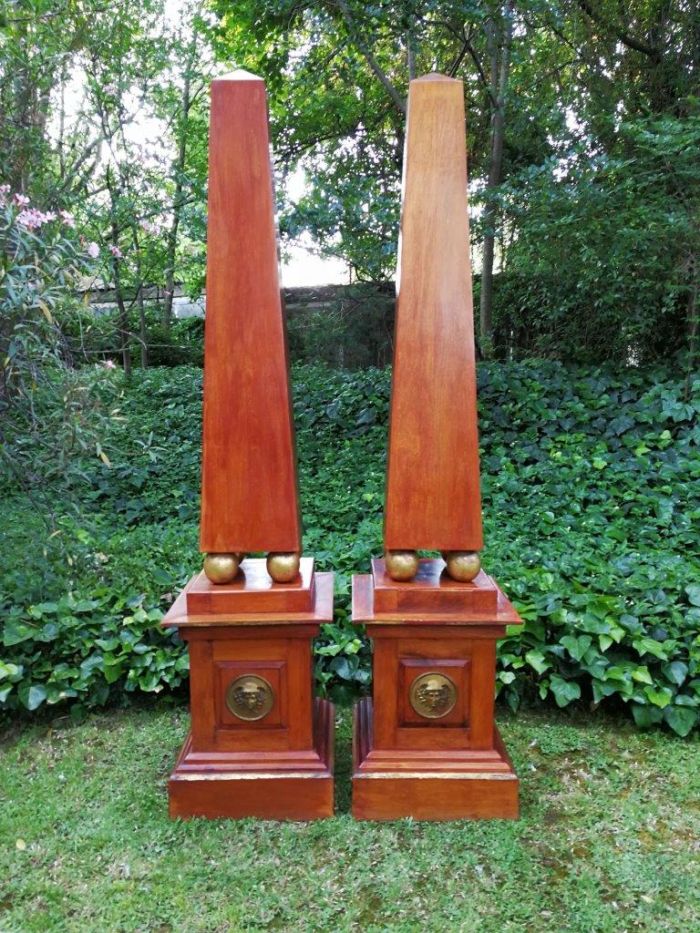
[{"x1": 1, "y1": 362, "x2": 698, "y2": 734}]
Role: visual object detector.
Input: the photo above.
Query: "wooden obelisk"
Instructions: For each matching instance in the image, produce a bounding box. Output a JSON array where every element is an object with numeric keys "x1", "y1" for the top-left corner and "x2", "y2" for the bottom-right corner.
[
  {"x1": 351, "y1": 74, "x2": 521, "y2": 820},
  {"x1": 384, "y1": 73, "x2": 482, "y2": 564},
  {"x1": 163, "y1": 73, "x2": 334, "y2": 820}
]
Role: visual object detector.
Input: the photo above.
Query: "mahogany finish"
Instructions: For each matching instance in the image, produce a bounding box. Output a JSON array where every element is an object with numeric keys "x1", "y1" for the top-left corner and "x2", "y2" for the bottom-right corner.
[
  {"x1": 165, "y1": 73, "x2": 333, "y2": 819},
  {"x1": 371, "y1": 558, "x2": 498, "y2": 615},
  {"x1": 352, "y1": 572, "x2": 521, "y2": 820},
  {"x1": 384, "y1": 74, "x2": 482, "y2": 553},
  {"x1": 200, "y1": 72, "x2": 300, "y2": 555},
  {"x1": 164, "y1": 573, "x2": 335, "y2": 819},
  {"x1": 353, "y1": 570, "x2": 520, "y2": 626},
  {"x1": 352, "y1": 74, "x2": 522, "y2": 820},
  {"x1": 170, "y1": 699, "x2": 334, "y2": 820},
  {"x1": 353, "y1": 698, "x2": 518, "y2": 821},
  {"x1": 166, "y1": 569, "x2": 332, "y2": 628},
  {"x1": 186, "y1": 557, "x2": 315, "y2": 614}
]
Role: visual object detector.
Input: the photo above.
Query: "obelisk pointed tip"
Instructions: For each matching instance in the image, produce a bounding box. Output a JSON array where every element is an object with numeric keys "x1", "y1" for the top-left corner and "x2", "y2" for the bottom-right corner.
[
  {"x1": 215, "y1": 69, "x2": 264, "y2": 83},
  {"x1": 413, "y1": 72, "x2": 460, "y2": 83}
]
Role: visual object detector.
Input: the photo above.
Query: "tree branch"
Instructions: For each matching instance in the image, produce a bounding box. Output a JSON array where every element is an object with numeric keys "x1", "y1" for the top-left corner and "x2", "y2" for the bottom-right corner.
[
  {"x1": 464, "y1": 32, "x2": 498, "y2": 110},
  {"x1": 333, "y1": 0, "x2": 406, "y2": 114},
  {"x1": 576, "y1": 0, "x2": 662, "y2": 59}
]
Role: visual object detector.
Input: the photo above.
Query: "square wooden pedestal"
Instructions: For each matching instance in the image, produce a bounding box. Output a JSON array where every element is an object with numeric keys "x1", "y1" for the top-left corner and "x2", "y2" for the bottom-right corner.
[
  {"x1": 351, "y1": 560, "x2": 522, "y2": 821},
  {"x1": 163, "y1": 562, "x2": 334, "y2": 820}
]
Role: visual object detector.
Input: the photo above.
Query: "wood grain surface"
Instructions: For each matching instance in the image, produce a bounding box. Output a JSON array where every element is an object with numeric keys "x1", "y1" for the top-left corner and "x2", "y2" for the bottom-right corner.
[
  {"x1": 370, "y1": 558, "x2": 498, "y2": 614},
  {"x1": 166, "y1": 569, "x2": 335, "y2": 820},
  {"x1": 169, "y1": 698, "x2": 334, "y2": 820},
  {"x1": 352, "y1": 699, "x2": 518, "y2": 820},
  {"x1": 384, "y1": 74, "x2": 483, "y2": 552},
  {"x1": 200, "y1": 72, "x2": 301, "y2": 554},
  {"x1": 185, "y1": 558, "x2": 315, "y2": 614},
  {"x1": 350, "y1": 566, "x2": 521, "y2": 819}
]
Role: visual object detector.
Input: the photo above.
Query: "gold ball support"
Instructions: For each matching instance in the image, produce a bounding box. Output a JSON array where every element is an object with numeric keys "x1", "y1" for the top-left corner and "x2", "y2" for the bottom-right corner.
[
  {"x1": 203, "y1": 552, "x2": 241, "y2": 584},
  {"x1": 267, "y1": 552, "x2": 301, "y2": 583},
  {"x1": 384, "y1": 550, "x2": 420, "y2": 582},
  {"x1": 442, "y1": 551, "x2": 481, "y2": 582}
]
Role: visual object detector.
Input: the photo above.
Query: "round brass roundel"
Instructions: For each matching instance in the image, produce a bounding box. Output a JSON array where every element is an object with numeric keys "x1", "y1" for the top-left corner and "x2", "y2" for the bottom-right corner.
[
  {"x1": 409, "y1": 672, "x2": 458, "y2": 719},
  {"x1": 226, "y1": 674, "x2": 274, "y2": 722}
]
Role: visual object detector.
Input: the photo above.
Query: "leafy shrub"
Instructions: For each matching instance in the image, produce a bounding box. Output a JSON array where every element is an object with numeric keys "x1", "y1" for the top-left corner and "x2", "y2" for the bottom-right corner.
[
  {"x1": 60, "y1": 306, "x2": 205, "y2": 368},
  {"x1": 64, "y1": 285, "x2": 393, "y2": 371},
  {"x1": 497, "y1": 115, "x2": 700, "y2": 368},
  {"x1": 0, "y1": 188, "x2": 113, "y2": 490},
  {"x1": 1, "y1": 362, "x2": 698, "y2": 735}
]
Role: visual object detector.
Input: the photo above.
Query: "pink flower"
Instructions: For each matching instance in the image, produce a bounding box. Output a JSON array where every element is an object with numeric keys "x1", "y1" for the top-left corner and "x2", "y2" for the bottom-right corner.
[
  {"x1": 103, "y1": 84, "x2": 118, "y2": 96},
  {"x1": 86, "y1": 242, "x2": 100, "y2": 259},
  {"x1": 109, "y1": 244, "x2": 123, "y2": 259},
  {"x1": 60, "y1": 210, "x2": 75, "y2": 228},
  {"x1": 17, "y1": 208, "x2": 51, "y2": 229},
  {"x1": 139, "y1": 218, "x2": 162, "y2": 236},
  {"x1": 13, "y1": 193, "x2": 30, "y2": 207},
  {"x1": 101, "y1": 359, "x2": 117, "y2": 369},
  {"x1": 0, "y1": 184, "x2": 10, "y2": 205},
  {"x1": 17, "y1": 210, "x2": 40, "y2": 229}
]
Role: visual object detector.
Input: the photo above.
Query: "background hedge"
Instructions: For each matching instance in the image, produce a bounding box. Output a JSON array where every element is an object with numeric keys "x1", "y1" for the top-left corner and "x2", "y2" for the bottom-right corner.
[{"x1": 1, "y1": 362, "x2": 699, "y2": 735}]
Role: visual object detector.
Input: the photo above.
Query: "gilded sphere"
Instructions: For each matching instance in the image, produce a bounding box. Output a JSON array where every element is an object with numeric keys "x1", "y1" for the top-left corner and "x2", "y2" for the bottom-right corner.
[
  {"x1": 384, "y1": 550, "x2": 419, "y2": 582},
  {"x1": 443, "y1": 551, "x2": 481, "y2": 582},
  {"x1": 267, "y1": 552, "x2": 301, "y2": 583},
  {"x1": 203, "y1": 552, "x2": 240, "y2": 584}
]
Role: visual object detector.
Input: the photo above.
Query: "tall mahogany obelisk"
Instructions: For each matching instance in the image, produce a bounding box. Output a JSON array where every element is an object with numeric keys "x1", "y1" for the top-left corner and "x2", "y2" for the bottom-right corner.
[
  {"x1": 384, "y1": 74, "x2": 482, "y2": 567},
  {"x1": 199, "y1": 72, "x2": 301, "y2": 570},
  {"x1": 351, "y1": 74, "x2": 522, "y2": 820},
  {"x1": 163, "y1": 73, "x2": 334, "y2": 820}
]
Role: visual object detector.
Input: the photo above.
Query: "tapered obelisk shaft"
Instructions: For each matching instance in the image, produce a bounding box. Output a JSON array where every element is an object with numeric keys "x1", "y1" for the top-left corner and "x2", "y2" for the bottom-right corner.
[
  {"x1": 384, "y1": 74, "x2": 483, "y2": 553},
  {"x1": 200, "y1": 72, "x2": 301, "y2": 555}
]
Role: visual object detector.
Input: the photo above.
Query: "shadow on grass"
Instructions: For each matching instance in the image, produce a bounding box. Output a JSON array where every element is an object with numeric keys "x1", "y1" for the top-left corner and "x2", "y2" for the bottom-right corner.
[{"x1": 334, "y1": 705, "x2": 354, "y2": 814}]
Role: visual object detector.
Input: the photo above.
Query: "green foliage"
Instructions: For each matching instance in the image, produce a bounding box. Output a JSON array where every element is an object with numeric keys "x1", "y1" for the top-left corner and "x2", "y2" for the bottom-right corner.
[
  {"x1": 0, "y1": 190, "x2": 116, "y2": 490},
  {"x1": 61, "y1": 286, "x2": 393, "y2": 371},
  {"x1": 3, "y1": 1, "x2": 698, "y2": 367},
  {"x1": 1, "y1": 362, "x2": 698, "y2": 735},
  {"x1": 286, "y1": 286, "x2": 394, "y2": 368},
  {"x1": 499, "y1": 113, "x2": 700, "y2": 365},
  {"x1": 61, "y1": 305, "x2": 205, "y2": 369},
  {"x1": 213, "y1": 2, "x2": 700, "y2": 363}
]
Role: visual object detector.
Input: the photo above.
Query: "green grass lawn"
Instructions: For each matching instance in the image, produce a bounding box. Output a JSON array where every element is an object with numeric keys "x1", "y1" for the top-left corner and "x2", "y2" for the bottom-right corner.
[{"x1": 1, "y1": 706, "x2": 698, "y2": 932}]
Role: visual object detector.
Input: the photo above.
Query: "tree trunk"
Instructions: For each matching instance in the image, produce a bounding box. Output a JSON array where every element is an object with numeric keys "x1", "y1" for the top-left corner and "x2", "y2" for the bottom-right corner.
[
  {"x1": 114, "y1": 274, "x2": 132, "y2": 379},
  {"x1": 111, "y1": 223, "x2": 131, "y2": 378},
  {"x1": 131, "y1": 226, "x2": 148, "y2": 369},
  {"x1": 163, "y1": 43, "x2": 195, "y2": 329},
  {"x1": 137, "y1": 286, "x2": 148, "y2": 370},
  {"x1": 479, "y1": 2, "x2": 513, "y2": 357},
  {"x1": 686, "y1": 254, "x2": 698, "y2": 400}
]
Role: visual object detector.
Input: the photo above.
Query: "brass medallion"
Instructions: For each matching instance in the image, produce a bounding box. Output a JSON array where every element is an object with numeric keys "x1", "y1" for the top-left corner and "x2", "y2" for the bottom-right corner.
[
  {"x1": 409, "y1": 671, "x2": 458, "y2": 719},
  {"x1": 226, "y1": 674, "x2": 274, "y2": 721}
]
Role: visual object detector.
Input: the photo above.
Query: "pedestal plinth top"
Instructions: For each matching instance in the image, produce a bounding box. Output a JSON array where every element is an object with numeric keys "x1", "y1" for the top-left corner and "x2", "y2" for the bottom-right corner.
[
  {"x1": 372, "y1": 558, "x2": 498, "y2": 614},
  {"x1": 162, "y1": 564, "x2": 333, "y2": 627},
  {"x1": 187, "y1": 557, "x2": 315, "y2": 614},
  {"x1": 352, "y1": 560, "x2": 521, "y2": 626}
]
